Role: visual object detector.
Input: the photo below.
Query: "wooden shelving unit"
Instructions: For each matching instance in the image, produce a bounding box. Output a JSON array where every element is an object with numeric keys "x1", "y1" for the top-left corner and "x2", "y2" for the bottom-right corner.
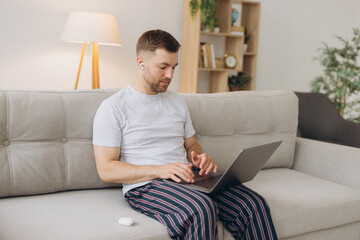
[{"x1": 179, "y1": 0, "x2": 260, "y2": 93}]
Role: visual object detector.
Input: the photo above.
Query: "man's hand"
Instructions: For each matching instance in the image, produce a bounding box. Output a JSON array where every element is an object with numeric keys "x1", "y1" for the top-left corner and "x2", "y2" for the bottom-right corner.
[
  {"x1": 94, "y1": 146, "x2": 195, "y2": 184},
  {"x1": 191, "y1": 151, "x2": 218, "y2": 176},
  {"x1": 158, "y1": 162, "x2": 195, "y2": 183}
]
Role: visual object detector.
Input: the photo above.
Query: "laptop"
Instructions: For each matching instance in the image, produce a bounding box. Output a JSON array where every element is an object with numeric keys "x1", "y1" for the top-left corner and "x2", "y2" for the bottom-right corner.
[{"x1": 176, "y1": 141, "x2": 282, "y2": 194}]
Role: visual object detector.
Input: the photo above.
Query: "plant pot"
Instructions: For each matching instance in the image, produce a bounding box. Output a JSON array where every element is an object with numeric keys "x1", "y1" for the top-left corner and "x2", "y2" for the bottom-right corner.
[
  {"x1": 243, "y1": 44, "x2": 248, "y2": 52},
  {"x1": 214, "y1": 27, "x2": 220, "y2": 33},
  {"x1": 229, "y1": 85, "x2": 246, "y2": 91}
]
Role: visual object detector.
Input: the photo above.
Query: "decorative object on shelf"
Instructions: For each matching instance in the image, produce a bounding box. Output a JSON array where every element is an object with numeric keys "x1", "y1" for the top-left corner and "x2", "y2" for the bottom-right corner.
[
  {"x1": 215, "y1": 57, "x2": 223, "y2": 68},
  {"x1": 231, "y1": 7, "x2": 239, "y2": 26},
  {"x1": 224, "y1": 52, "x2": 237, "y2": 69},
  {"x1": 244, "y1": 27, "x2": 250, "y2": 52},
  {"x1": 213, "y1": 18, "x2": 220, "y2": 33},
  {"x1": 228, "y1": 72, "x2": 250, "y2": 91},
  {"x1": 231, "y1": 2, "x2": 243, "y2": 35},
  {"x1": 311, "y1": 25, "x2": 360, "y2": 123},
  {"x1": 61, "y1": 12, "x2": 122, "y2": 90}
]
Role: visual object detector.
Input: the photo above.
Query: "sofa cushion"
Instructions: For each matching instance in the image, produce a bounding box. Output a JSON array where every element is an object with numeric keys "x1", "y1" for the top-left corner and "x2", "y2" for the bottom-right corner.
[
  {"x1": 0, "y1": 188, "x2": 234, "y2": 240},
  {"x1": 0, "y1": 188, "x2": 169, "y2": 240},
  {"x1": 244, "y1": 168, "x2": 360, "y2": 239},
  {"x1": 182, "y1": 91, "x2": 298, "y2": 172},
  {"x1": 0, "y1": 90, "x2": 120, "y2": 198}
]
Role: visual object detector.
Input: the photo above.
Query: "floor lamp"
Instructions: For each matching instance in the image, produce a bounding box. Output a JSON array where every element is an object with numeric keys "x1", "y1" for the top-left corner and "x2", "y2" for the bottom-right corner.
[{"x1": 61, "y1": 12, "x2": 122, "y2": 89}]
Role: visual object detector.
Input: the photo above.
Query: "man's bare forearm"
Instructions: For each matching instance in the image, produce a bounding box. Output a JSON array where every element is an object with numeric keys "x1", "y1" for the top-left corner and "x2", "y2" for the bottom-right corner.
[
  {"x1": 184, "y1": 136, "x2": 203, "y2": 164},
  {"x1": 98, "y1": 160, "x2": 160, "y2": 184},
  {"x1": 184, "y1": 136, "x2": 218, "y2": 175},
  {"x1": 100, "y1": 161, "x2": 195, "y2": 184},
  {"x1": 94, "y1": 145, "x2": 194, "y2": 184},
  {"x1": 93, "y1": 145, "x2": 160, "y2": 184}
]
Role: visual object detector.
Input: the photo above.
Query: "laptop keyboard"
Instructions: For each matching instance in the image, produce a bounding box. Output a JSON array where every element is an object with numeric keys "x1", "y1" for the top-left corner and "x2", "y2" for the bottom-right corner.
[{"x1": 193, "y1": 174, "x2": 222, "y2": 188}]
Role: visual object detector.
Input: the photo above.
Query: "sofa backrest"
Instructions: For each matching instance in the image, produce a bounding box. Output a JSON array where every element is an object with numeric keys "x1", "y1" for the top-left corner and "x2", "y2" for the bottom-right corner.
[
  {"x1": 0, "y1": 90, "x2": 120, "y2": 198},
  {"x1": 0, "y1": 89, "x2": 298, "y2": 198},
  {"x1": 182, "y1": 90, "x2": 298, "y2": 172}
]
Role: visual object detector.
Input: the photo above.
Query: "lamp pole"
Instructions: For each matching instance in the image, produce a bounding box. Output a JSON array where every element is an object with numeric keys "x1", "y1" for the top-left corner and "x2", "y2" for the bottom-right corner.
[
  {"x1": 74, "y1": 42, "x2": 87, "y2": 90},
  {"x1": 92, "y1": 43, "x2": 100, "y2": 89}
]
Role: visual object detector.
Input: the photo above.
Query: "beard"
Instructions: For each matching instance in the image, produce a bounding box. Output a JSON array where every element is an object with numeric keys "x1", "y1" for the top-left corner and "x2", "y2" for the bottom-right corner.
[{"x1": 144, "y1": 74, "x2": 171, "y2": 93}]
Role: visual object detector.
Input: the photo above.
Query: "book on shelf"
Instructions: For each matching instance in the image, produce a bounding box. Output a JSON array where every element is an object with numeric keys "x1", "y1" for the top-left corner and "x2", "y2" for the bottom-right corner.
[
  {"x1": 198, "y1": 43, "x2": 204, "y2": 68},
  {"x1": 230, "y1": 26, "x2": 245, "y2": 36},
  {"x1": 199, "y1": 42, "x2": 216, "y2": 69},
  {"x1": 210, "y1": 44, "x2": 216, "y2": 68},
  {"x1": 200, "y1": 43, "x2": 208, "y2": 68}
]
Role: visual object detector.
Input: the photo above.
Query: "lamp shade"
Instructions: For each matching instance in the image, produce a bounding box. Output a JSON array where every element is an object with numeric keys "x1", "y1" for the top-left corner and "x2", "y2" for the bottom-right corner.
[{"x1": 61, "y1": 12, "x2": 122, "y2": 46}]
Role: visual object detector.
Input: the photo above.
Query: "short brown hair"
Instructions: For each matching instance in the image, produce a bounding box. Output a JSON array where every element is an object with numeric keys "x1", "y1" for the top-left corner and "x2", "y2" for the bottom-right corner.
[{"x1": 136, "y1": 29, "x2": 181, "y2": 56}]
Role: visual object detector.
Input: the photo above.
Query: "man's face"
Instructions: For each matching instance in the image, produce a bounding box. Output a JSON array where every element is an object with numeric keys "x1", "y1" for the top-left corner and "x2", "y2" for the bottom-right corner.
[{"x1": 142, "y1": 48, "x2": 179, "y2": 94}]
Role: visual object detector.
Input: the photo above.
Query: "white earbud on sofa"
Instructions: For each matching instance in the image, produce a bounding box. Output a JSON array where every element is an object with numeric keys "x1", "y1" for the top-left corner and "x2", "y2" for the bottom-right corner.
[{"x1": 118, "y1": 217, "x2": 134, "y2": 226}]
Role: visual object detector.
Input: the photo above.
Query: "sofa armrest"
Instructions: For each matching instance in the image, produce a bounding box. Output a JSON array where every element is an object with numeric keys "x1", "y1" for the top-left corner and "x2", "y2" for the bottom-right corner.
[{"x1": 293, "y1": 137, "x2": 360, "y2": 190}]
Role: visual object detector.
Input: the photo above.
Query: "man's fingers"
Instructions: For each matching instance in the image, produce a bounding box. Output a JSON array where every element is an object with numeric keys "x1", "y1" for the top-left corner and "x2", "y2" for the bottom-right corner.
[
  {"x1": 190, "y1": 152, "x2": 217, "y2": 176},
  {"x1": 213, "y1": 164, "x2": 218, "y2": 173},
  {"x1": 181, "y1": 163, "x2": 194, "y2": 177},
  {"x1": 198, "y1": 155, "x2": 211, "y2": 175},
  {"x1": 170, "y1": 174, "x2": 181, "y2": 183},
  {"x1": 191, "y1": 151, "x2": 200, "y2": 166},
  {"x1": 199, "y1": 154, "x2": 206, "y2": 169},
  {"x1": 205, "y1": 162, "x2": 214, "y2": 175},
  {"x1": 172, "y1": 163, "x2": 194, "y2": 183},
  {"x1": 173, "y1": 172, "x2": 193, "y2": 183}
]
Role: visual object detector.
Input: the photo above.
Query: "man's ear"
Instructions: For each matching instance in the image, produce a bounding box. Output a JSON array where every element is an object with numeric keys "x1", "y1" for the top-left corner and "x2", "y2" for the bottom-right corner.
[{"x1": 137, "y1": 56, "x2": 144, "y2": 70}]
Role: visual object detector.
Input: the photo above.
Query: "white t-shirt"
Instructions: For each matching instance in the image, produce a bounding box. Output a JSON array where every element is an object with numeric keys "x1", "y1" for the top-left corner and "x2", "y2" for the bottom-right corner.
[{"x1": 93, "y1": 85, "x2": 196, "y2": 194}]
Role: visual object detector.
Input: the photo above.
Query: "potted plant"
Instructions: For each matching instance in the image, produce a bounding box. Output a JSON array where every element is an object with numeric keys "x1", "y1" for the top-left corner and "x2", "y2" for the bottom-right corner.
[
  {"x1": 189, "y1": 0, "x2": 200, "y2": 19},
  {"x1": 228, "y1": 72, "x2": 250, "y2": 91},
  {"x1": 213, "y1": 18, "x2": 220, "y2": 32},
  {"x1": 189, "y1": 0, "x2": 218, "y2": 32},
  {"x1": 311, "y1": 25, "x2": 360, "y2": 123}
]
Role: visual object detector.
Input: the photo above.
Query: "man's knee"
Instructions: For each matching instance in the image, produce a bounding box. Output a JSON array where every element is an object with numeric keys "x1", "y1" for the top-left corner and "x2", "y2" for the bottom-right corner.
[
  {"x1": 189, "y1": 192, "x2": 218, "y2": 223},
  {"x1": 189, "y1": 193, "x2": 218, "y2": 239}
]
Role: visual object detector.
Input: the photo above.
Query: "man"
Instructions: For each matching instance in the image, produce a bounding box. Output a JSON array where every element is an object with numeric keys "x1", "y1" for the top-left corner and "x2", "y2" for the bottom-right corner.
[{"x1": 93, "y1": 29, "x2": 278, "y2": 240}]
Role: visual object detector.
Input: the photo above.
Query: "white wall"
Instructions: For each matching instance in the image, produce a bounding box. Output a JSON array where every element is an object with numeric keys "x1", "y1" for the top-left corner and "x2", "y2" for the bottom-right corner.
[
  {"x1": 0, "y1": 0, "x2": 183, "y2": 91},
  {"x1": 0, "y1": 0, "x2": 359, "y2": 92},
  {"x1": 256, "y1": 0, "x2": 360, "y2": 91}
]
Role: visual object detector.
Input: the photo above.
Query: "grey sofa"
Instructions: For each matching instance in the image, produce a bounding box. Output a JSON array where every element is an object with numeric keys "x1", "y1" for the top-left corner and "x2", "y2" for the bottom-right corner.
[{"x1": 0, "y1": 89, "x2": 360, "y2": 240}]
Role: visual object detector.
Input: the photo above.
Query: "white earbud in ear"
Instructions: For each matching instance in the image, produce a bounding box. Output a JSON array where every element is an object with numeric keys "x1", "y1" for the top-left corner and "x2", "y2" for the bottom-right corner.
[{"x1": 140, "y1": 63, "x2": 144, "y2": 70}]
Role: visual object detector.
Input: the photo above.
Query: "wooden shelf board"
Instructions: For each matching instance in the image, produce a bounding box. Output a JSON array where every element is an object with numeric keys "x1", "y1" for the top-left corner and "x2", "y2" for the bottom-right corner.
[
  {"x1": 244, "y1": 52, "x2": 256, "y2": 56},
  {"x1": 238, "y1": 0, "x2": 260, "y2": 5},
  {"x1": 201, "y1": 31, "x2": 244, "y2": 38},
  {"x1": 199, "y1": 67, "x2": 239, "y2": 72}
]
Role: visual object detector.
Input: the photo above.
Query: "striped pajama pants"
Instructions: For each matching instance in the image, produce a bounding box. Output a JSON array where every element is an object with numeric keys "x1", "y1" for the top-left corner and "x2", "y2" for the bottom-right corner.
[{"x1": 125, "y1": 179, "x2": 278, "y2": 240}]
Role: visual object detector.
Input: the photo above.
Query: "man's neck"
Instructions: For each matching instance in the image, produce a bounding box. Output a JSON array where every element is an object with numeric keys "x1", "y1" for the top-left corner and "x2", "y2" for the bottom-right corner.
[{"x1": 131, "y1": 73, "x2": 157, "y2": 95}]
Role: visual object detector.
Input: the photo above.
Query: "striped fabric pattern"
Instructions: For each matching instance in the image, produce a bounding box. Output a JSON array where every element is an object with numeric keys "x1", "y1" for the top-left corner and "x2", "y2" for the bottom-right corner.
[
  {"x1": 125, "y1": 179, "x2": 277, "y2": 240},
  {"x1": 212, "y1": 185, "x2": 277, "y2": 240}
]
